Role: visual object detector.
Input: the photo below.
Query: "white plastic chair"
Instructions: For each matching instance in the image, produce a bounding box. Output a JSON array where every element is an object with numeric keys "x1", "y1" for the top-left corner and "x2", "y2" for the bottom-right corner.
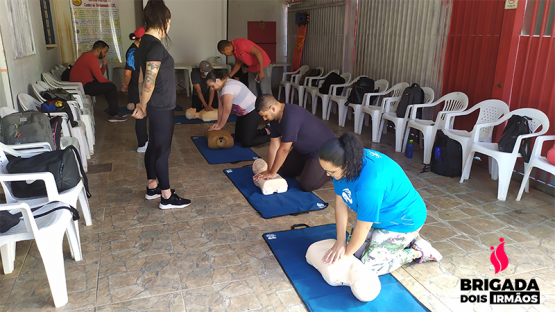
[
  {"x1": 278, "y1": 65, "x2": 309, "y2": 103},
  {"x1": 378, "y1": 87, "x2": 434, "y2": 152},
  {"x1": 402, "y1": 92, "x2": 469, "y2": 164},
  {"x1": 314, "y1": 73, "x2": 352, "y2": 119},
  {"x1": 42, "y1": 72, "x2": 94, "y2": 107},
  {"x1": 0, "y1": 141, "x2": 92, "y2": 225},
  {"x1": 345, "y1": 79, "x2": 389, "y2": 135},
  {"x1": 32, "y1": 82, "x2": 92, "y2": 162},
  {"x1": 460, "y1": 108, "x2": 550, "y2": 201},
  {"x1": 17, "y1": 93, "x2": 81, "y2": 152},
  {"x1": 292, "y1": 66, "x2": 324, "y2": 108},
  {"x1": 517, "y1": 135, "x2": 555, "y2": 201},
  {"x1": 443, "y1": 100, "x2": 510, "y2": 174},
  {"x1": 303, "y1": 69, "x2": 340, "y2": 111},
  {"x1": 325, "y1": 75, "x2": 369, "y2": 126},
  {"x1": 354, "y1": 81, "x2": 407, "y2": 142},
  {"x1": 0, "y1": 202, "x2": 82, "y2": 307}
]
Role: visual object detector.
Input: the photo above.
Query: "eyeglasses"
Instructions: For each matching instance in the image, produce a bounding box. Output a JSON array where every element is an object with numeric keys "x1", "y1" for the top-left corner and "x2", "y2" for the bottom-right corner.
[{"x1": 325, "y1": 169, "x2": 337, "y2": 176}]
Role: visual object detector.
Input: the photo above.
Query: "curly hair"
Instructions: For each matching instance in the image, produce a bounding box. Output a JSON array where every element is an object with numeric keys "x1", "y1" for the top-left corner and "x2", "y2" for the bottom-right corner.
[{"x1": 318, "y1": 132, "x2": 364, "y2": 181}]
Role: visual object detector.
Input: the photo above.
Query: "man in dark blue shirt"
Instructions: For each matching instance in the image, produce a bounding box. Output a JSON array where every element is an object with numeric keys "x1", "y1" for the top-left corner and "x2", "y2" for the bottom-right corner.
[{"x1": 254, "y1": 94, "x2": 336, "y2": 192}]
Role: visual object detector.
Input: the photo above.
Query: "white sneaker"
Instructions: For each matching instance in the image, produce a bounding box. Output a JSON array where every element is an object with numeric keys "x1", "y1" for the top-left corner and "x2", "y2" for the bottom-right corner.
[
  {"x1": 137, "y1": 141, "x2": 148, "y2": 153},
  {"x1": 412, "y1": 237, "x2": 442, "y2": 263}
]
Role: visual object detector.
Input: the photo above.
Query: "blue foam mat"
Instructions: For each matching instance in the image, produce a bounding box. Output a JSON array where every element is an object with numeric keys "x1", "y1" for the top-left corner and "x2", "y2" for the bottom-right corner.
[
  {"x1": 175, "y1": 114, "x2": 237, "y2": 124},
  {"x1": 263, "y1": 224, "x2": 429, "y2": 312},
  {"x1": 191, "y1": 135, "x2": 259, "y2": 164},
  {"x1": 224, "y1": 166, "x2": 328, "y2": 218}
]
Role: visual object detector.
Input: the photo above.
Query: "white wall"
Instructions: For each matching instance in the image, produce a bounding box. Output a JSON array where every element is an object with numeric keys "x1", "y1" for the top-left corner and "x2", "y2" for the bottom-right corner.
[
  {"x1": 143, "y1": 0, "x2": 227, "y2": 66},
  {"x1": 0, "y1": 0, "x2": 62, "y2": 109}
]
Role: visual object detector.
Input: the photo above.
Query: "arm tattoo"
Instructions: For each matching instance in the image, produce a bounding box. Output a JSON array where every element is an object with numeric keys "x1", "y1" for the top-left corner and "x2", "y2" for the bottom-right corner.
[{"x1": 143, "y1": 61, "x2": 161, "y2": 93}]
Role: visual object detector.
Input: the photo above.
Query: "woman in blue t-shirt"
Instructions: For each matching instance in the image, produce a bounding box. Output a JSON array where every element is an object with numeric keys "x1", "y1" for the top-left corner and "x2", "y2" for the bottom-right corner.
[{"x1": 318, "y1": 133, "x2": 442, "y2": 275}]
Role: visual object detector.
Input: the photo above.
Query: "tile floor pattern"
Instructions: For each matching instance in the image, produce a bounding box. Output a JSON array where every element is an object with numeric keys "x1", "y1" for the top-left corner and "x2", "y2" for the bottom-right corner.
[{"x1": 0, "y1": 94, "x2": 554, "y2": 312}]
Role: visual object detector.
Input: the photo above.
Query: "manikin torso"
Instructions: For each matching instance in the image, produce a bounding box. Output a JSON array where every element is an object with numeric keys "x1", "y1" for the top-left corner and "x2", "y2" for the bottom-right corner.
[
  {"x1": 252, "y1": 159, "x2": 288, "y2": 195},
  {"x1": 306, "y1": 239, "x2": 381, "y2": 302},
  {"x1": 185, "y1": 108, "x2": 218, "y2": 121}
]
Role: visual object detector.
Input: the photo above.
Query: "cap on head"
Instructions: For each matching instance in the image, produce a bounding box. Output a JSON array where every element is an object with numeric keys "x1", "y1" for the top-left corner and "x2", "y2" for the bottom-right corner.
[
  {"x1": 133, "y1": 27, "x2": 145, "y2": 39},
  {"x1": 199, "y1": 61, "x2": 213, "y2": 72}
]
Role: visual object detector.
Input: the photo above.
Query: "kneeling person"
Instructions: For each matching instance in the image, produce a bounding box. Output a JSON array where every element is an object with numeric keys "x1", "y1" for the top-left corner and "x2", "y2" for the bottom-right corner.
[{"x1": 254, "y1": 94, "x2": 335, "y2": 192}]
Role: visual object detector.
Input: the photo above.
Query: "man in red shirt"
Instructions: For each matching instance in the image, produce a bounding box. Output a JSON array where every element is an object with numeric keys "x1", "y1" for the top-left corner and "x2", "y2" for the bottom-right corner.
[
  {"x1": 70, "y1": 41, "x2": 126, "y2": 122},
  {"x1": 218, "y1": 38, "x2": 272, "y2": 96}
]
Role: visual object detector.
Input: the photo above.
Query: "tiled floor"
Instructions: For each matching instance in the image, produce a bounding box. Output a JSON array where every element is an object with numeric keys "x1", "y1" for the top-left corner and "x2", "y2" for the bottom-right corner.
[{"x1": 1, "y1": 94, "x2": 554, "y2": 312}]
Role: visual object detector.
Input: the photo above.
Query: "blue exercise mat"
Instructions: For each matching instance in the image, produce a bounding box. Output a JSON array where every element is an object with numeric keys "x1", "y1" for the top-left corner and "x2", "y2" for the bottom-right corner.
[
  {"x1": 224, "y1": 166, "x2": 328, "y2": 218},
  {"x1": 263, "y1": 224, "x2": 429, "y2": 312},
  {"x1": 191, "y1": 135, "x2": 259, "y2": 164},
  {"x1": 175, "y1": 114, "x2": 237, "y2": 125}
]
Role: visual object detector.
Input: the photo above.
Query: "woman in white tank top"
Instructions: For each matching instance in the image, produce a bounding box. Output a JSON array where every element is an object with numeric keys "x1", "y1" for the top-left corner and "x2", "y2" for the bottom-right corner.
[{"x1": 206, "y1": 70, "x2": 270, "y2": 147}]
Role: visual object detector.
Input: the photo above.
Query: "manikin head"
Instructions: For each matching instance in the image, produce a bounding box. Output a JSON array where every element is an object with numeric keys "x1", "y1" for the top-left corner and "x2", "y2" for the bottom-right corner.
[
  {"x1": 218, "y1": 40, "x2": 234, "y2": 56},
  {"x1": 255, "y1": 94, "x2": 284, "y2": 122},
  {"x1": 206, "y1": 70, "x2": 227, "y2": 92},
  {"x1": 91, "y1": 41, "x2": 109, "y2": 60},
  {"x1": 144, "y1": 0, "x2": 172, "y2": 39},
  {"x1": 252, "y1": 159, "x2": 268, "y2": 175},
  {"x1": 318, "y1": 132, "x2": 364, "y2": 182}
]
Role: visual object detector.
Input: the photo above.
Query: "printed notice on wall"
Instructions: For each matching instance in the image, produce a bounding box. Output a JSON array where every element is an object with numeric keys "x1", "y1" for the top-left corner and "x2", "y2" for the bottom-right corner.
[
  {"x1": 70, "y1": 0, "x2": 123, "y2": 62},
  {"x1": 505, "y1": 0, "x2": 518, "y2": 9}
]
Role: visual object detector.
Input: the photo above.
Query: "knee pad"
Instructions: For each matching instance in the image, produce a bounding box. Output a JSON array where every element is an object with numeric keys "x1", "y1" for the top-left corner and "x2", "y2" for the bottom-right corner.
[{"x1": 204, "y1": 128, "x2": 234, "y2": 149}]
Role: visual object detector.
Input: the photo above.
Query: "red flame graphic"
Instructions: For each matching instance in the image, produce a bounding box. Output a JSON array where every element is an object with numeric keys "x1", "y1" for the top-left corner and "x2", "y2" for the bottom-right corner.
[{"x1": 490, "y1": 238, "x2": 509, "y2": 274}]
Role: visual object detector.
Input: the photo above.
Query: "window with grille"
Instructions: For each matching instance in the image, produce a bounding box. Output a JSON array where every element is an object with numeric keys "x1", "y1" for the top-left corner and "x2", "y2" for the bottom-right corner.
[{"x1": 40, "y1": 0, "x2": 56, "y2": 47}]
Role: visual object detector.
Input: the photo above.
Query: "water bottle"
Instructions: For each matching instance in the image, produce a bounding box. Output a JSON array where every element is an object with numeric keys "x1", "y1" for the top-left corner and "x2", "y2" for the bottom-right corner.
[
  {"x1": 434, "y1": 147, "x2": 442, "y2": 161},
  {"x1": 405, "y1": 139, "x2": 414, "y2": 158}
]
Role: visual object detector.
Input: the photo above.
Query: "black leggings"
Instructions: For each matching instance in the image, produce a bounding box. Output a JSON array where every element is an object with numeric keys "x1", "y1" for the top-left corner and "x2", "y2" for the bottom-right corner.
[
  {"x1": 136, "y1": 118, "x2": 148, "y2": 147},
  {"x1": 281, "y1": 149, "x2": 330, "y2": 192},
  {"x1": 84, "y1": 80, "x2": 119, "y2": 116},
  {"x1": 235, "y1": 110, "x2": 270, "y2": 147},
  {"x1": 144, "y1": 107, "x2": 174, "y2": 190}
]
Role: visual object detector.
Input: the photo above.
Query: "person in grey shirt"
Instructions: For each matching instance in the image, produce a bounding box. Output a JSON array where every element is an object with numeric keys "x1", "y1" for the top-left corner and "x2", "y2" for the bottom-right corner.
[{"x1": 191, "y1": 61, "x2": 217, "y2": 112}]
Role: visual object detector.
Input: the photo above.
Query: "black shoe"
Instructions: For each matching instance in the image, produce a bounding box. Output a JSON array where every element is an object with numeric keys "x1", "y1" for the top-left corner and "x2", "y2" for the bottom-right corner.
[
  {"x1": 109, "y1": 113, "x2": 127, "y2": 122},
  {"x1": 160, "y1": 191, "x2": 191, "y2": 210},
  {"x1": 145, "y1": 185, "x2": 175, "y2": 200}
]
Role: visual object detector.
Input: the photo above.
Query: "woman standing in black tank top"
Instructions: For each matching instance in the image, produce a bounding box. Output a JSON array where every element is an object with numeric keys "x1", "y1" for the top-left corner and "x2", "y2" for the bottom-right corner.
[{"x1": 133, "y1": 0, "x2": 190, "y2": 209}]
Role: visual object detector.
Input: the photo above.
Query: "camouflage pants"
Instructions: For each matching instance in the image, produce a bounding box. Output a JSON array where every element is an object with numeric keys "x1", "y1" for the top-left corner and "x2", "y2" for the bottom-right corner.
[{"x1": 348, "y1": 223, "x2": 422, "y2": 276}]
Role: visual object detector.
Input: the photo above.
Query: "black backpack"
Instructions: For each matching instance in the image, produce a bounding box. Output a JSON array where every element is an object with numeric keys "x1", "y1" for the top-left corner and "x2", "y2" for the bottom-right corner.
[
  {"x1": 430, "y1": 130, "x2": 463, "y2": 177},
  {"x1": 498, "y1": 115, "x2": 532, "y2": 162},
  {"x1": 319, "y1": 72, "x2": 345, "y2": 95},
  {"x1": 40, "y1": 88, "x2": 75, "y2": 102},
  {"x1": 396, "y1": 83, "x2": 425, "y2": 118},
  {"x1": 6, "y1": 145, "x2": 91, "y2": 199},
  {"x1": 299, "y1": 68, "x2": 321, "y2": 86},
  {"x1": 61, "y1": 65, "x2": 72, "y2": 82},
  {"x1": 346, "y1": 77, "x2": 375, "y2": 105}
]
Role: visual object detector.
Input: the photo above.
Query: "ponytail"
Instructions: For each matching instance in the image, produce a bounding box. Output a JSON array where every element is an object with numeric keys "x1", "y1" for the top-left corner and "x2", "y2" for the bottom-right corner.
[
  {"x1": 319, "y1": 132, "x2": 364, "y2": 181},
  {"x1": 129, "y1": 33, "x2": 137, "y2": 40}
]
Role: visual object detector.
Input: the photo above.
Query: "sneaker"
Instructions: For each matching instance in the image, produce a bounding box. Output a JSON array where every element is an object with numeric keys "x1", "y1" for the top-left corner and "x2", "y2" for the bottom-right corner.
[
  {"x1": 411, "y1": 237, "x2": 443, "y2": 264},
  {"x1": 137, "y1": 141, "x2": 148, "y2": 153},
  {"x1": 109, "y1": 114, "x2": 127, "y2": 123},
  {"x1": 160, "y1": 191, "x2": 191, "y2": 209},
  {"x1": 145, "y1": 185, "x2": 174, "y2": 200}
]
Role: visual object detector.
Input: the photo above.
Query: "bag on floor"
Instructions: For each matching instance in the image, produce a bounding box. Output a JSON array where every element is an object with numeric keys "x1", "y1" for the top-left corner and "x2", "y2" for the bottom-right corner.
[
  {"x1": 430, "y1": 130, "x2": 463, "y2": 177},
  {"x1": 346, "y1": 77, "x2": 375, "y2": 105},
  {"x1": 0, "y1": 201, "x2": 80, "y2": 233},
  {"x1": 61, "y1": 65, "x2": 72, "y2": 82},
  {"x1": 319, "y1": 72, "x2": 345, "y2": 95},
  {"x1": 41, "y1": 100, "x2": 78, "y2": 127},
  {"x1": 0, "y1": 111, "x2": 55, "y2": 150},
  {"x1": 299, "y1": 68, "x2": 321, "y2": 87},
  {"x1": 396, "y1": 83, "x2": 425, "y2": 118},
  {"x1": 498, "y1": 115, "x2": 532, "y2": 162},
  {"x1": 40, "y1": 88, "x2": 75, "y2": 102},
  {"x1": 6, "y1": 145, "x2": 91, "y2": 199}
]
